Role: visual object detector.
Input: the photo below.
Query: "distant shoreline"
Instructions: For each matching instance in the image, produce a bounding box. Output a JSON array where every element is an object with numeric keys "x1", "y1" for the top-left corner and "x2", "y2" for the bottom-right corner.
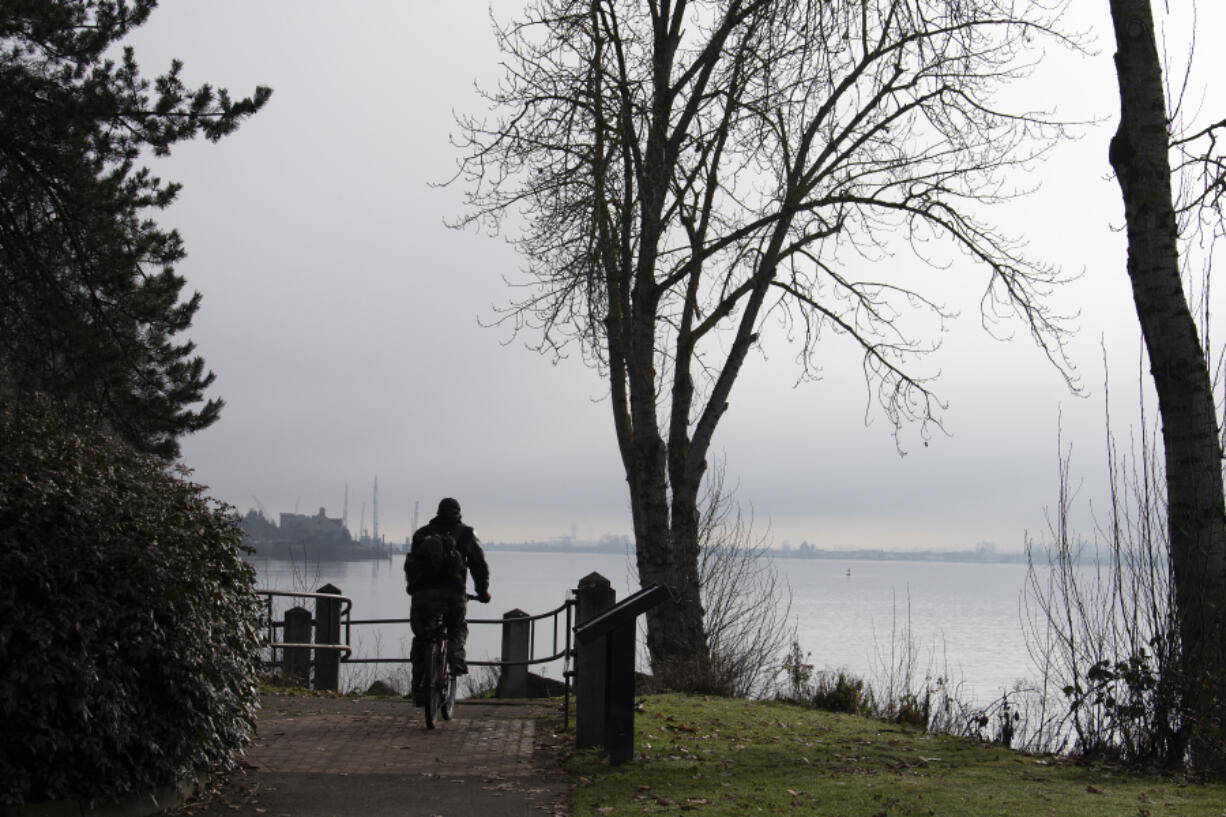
[
  {"x1": 483, "y1": 541, "x2": 1031, "y2": 565},
  {"x1": 766, "y1": 548, "x2": 1029, "y2": 565},
  {"x1": 242, "y1": 537, "x2": 1033, "y2": 566}
]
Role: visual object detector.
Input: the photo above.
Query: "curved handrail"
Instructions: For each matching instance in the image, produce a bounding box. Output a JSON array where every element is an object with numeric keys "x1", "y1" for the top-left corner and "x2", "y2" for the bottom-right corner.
[
  {"x1": 271, "y1": 641, "x2": 353, "y2": 660},
  {"x1": 258, "y1": 588, "x2": 353, "y2": 617},
  {"x1": 465, "y1": 595, "x2": 573, "y2": 627}
]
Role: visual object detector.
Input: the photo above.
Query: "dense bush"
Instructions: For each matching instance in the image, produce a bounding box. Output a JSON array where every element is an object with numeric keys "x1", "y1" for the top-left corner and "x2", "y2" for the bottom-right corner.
[
  {"x1": 0, "y1": 399, "x2": 262, "y2": 806},
  {"x1": 893, "y1": 692, "x2": 928, "y2": 728},
  {"x1": 811, "y1": 671, "x2": 865, "y2": 716}
]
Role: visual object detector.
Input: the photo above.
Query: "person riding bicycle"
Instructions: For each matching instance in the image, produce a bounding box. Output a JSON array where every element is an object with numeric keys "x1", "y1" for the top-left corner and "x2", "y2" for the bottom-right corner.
[{"x1": 404, "y1": 497, "x2": 490, "y2": 706}]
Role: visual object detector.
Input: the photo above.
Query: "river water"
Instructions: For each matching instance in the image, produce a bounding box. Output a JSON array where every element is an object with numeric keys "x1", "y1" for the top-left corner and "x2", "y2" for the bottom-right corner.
[{"x1": 251, "y1": 549, "x2": 1039, "y2": 701}]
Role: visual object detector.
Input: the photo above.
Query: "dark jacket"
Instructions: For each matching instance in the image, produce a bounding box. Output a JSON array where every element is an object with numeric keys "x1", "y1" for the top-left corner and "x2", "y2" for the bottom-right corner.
[{"x1": 404, "y1": 515, "x2": 490, "y2": 596}]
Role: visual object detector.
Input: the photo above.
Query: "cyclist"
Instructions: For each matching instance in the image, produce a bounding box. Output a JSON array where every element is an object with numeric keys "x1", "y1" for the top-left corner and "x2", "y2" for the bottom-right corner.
[{"x1": 404, "y1": 497, "x2": 491, "y2": 706}]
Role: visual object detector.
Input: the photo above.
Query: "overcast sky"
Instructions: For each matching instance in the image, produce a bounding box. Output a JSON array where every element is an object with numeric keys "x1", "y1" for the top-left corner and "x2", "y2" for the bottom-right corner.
[{"x1": 124, "y1": 2, "x2": 1223, "y2": 552}]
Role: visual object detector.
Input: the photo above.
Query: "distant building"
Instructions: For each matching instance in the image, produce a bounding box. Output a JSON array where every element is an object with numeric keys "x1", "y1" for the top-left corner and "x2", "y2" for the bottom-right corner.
[{"x1": 278, "y1": 507, "x2": 352, "y2": 545}]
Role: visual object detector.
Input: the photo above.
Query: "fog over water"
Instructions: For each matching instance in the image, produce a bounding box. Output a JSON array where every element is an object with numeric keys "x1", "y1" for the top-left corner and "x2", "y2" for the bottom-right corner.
[{"x1": 254, "y1": 552, "x2": 1038, "y2": 702}]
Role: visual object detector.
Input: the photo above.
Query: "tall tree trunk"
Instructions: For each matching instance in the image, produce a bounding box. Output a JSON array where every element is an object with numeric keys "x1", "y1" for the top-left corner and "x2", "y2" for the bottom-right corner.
[
  {"x1": 626, "y1": 294, "x2": 710, "y2": 682},
  {"x1": 1108, "y1": 0, "x2": 1226, "y2": 775},
  {"x1": 616, "y1": 0, "x2": 713, "y2": 687}
]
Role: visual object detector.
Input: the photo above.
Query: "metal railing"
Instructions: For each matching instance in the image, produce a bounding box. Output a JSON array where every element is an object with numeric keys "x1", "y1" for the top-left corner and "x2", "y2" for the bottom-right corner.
[
  {"x1": 256, "y1": 588, "x2": 575, "y2": 680},
  {"x1": 343, "y1": 595, "x2": 575, "y2": 668},
  {"x1": 259, "y1": 589, "x2": 354, "y2": 663}
]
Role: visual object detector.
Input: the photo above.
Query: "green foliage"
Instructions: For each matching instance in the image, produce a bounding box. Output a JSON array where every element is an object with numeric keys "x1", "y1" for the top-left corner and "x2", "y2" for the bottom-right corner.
[
  {"x1": 1060, "y1": 645, "x2": 1185, "y2": 764},
  {"x1": 0, "y1": 398, "x2": 263, "y2": 806},
  {"x1": 961, "y1": 692, "x2": 1023, "y2": 748},
  {"x1": 567, "y1": 694, "x2": 1226, "y2": 816},
  {"x1": 780, "y1": 641, "x2": 868, "y2": 717},
  {"x1": 0, "y1": 0, "x2": 270, "y2": 458},
  {"x1": 780, "y1": 640, "x2": 813, "y2": 700},
  {"x1": 894, "y1": 691, "x2": 928, "y2": 728},
  {"x1": 810, "y1": 670, "x2": 865, "y2": 716}
]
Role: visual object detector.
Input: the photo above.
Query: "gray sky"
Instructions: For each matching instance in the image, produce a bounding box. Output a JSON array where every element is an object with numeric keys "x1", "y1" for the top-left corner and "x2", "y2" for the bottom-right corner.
[{"x1": 127, "y1": 2, "x2": 1223, "y2": 551}]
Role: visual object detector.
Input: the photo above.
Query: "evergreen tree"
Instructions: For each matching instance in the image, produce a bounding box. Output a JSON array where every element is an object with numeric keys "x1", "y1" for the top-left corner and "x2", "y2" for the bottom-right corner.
[{"x1": 0, "y1": 0, "x2": 270, "y2": 458}]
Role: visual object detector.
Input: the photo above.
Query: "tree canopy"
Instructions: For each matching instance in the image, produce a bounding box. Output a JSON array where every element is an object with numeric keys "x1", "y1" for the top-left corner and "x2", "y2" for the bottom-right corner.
[
  {"x1": 0, "y1": 0, "x2": 270, "y2": 458},
  {"x1": 455, "y1": 0, "x2": 1077, "y2": 683}
]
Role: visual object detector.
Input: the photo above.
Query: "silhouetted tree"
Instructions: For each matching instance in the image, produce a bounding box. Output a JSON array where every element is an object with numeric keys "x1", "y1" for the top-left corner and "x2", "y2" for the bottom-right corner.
[
  {"x1": 1107, "y1": 0, "x2": 1226, "y2": 776},
  {"x1": 453, "y1": 0, "x2": 1075, "y2": 685},
  {"x1": 0, "y1": 0, "x2": 270, "y2": 458}
]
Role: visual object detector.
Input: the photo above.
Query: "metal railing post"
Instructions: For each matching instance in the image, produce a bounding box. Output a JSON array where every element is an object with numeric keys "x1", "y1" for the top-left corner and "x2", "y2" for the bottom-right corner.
[
  {"x1": 495, "y1": 608, "x2": 531, "y2": 698},
  {"x1": 282, "y1": 606, "x2": 312, "y2": 684},
  {"x1": 313, "y1": 583, "x2": 343, "y2": 691},
  {"x1": 575, "y1": 572, "x2": 616, "y2": 749}
]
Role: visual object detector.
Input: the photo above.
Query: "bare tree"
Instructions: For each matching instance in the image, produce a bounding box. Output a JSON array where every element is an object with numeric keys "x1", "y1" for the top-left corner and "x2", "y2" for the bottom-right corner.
[
  {"x1": 693, "y1": 459, "x2": 792, "y2": 697},
  {"x1": 452, "y1": 0, "x2": 1075, "y2": 686},
  {"x1": 1107, "y1": 0, "x2": 1226, "y2": 774},
  {"x1": 1022, "y1": 383, "x2": 1183, "y2": 764}
]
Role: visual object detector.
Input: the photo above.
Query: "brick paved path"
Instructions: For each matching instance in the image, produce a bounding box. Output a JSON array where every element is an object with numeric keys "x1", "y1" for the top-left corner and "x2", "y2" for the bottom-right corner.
[
  {"x1": 251, "y1": 709, "x2": 538, "y2": 776},
  {"x1": 172, "y1": 697, "x2": 571, "y2": 817}
]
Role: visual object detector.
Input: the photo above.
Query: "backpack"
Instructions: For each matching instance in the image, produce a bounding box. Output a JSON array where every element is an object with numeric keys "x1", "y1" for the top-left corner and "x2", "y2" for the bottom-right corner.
[{"x1": 414, "y1": 530, "x2": 464, "y2": 586}]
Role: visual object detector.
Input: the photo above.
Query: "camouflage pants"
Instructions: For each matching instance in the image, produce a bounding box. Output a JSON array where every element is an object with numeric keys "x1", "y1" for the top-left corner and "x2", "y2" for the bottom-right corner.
[{"x1": 409, "y1": 588, "x2": 468, "y2": 691}]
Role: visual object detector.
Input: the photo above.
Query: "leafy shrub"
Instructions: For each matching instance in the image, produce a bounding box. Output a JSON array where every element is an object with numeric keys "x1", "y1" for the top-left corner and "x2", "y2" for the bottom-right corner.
[
  {"x1": 780, "y1": 640, "x2": 815, "y2": 701},
  {"x1": 894, "y1": 692, "x2": 928, "y2": 728},
  {"x1": 1059, "y1": 648, "x2": 1184, "y2": 763},
  {"x1": 0, "y1": 399, "x2": 262, "y2": 806},
  {"x1": 811, "y1": 671, "x2": 864, "y2": 715}
]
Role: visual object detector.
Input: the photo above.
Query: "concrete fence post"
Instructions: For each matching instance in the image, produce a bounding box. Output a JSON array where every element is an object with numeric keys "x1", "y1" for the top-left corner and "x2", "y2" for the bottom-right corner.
[
  {"x1": 314, "y1": 583, "x2": 343, "y2": 692},
  {"x1": 282, "y1": 606, "x2": 312, "y2": 685},
  {"x1": 575, "y1": 572, "x2": 616, "y2": 749},
  {"x1": 496, "y1": 608, "x2": 531, "y2": 698}
]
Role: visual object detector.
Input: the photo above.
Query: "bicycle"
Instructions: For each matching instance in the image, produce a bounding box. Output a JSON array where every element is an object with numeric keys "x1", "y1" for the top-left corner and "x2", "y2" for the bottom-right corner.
[{"x1": 422, "y1": 593, "x2": 479, "y2": 729}]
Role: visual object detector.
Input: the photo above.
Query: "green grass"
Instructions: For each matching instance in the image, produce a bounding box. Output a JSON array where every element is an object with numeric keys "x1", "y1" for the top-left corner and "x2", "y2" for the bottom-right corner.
[
  {"x1": 256, "y1": 680, "x2": 340, "y2": 697},
  {"x1": 567, "y1": 694, "x2": 1226, "y2": 816}
]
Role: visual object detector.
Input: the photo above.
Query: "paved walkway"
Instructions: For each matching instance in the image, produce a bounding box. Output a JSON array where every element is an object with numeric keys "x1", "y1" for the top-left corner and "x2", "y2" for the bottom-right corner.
[{"x1": 173, "y1": 695, "x2": 571, "y2": 817}]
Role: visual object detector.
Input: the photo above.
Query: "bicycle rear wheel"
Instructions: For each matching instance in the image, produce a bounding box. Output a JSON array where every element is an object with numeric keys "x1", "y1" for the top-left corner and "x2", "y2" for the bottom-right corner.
[
  {"x1": 440, "y1": 669, "x2": 457, "y2": 721},
  {"x1": 424, "y1": 641, "x2": 443, "y2": 729}
]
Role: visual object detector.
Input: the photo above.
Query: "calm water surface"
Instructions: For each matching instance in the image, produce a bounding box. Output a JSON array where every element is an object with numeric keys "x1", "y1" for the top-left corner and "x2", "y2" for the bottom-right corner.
[{"x1": 251, "y1": 550, "x2": 1035, "y2": 699}]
